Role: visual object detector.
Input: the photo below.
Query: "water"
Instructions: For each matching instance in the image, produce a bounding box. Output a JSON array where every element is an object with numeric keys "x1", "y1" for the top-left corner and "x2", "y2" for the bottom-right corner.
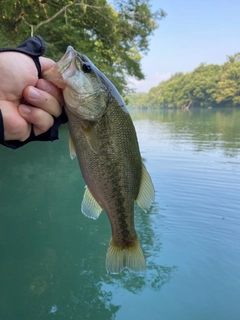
[{"x1": 0, "y1": 107, "x2": 240, "y2": 320}]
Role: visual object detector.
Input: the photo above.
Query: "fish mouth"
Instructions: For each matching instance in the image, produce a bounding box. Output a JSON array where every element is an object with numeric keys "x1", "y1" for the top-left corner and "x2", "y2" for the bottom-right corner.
[
  {"x1": 42, "y1": 46, "x2": 78, "y2": 88},
  {"x1": 54, "y1": 46, "x2": 78, "y2": 74},
  {"x1": 62, "y1": 46, "x2": 78, "y2": 60},
  {"x1": 65, "y1": 46, "x2": 89, "y2": 65}
]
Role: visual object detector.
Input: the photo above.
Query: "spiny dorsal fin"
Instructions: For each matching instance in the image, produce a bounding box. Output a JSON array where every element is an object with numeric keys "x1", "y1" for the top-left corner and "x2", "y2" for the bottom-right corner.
[
  {"x1": 136, "y1": 163, "x2": 155, "y2": 212},
  {"x1": 81, "y1": 123, "x2": 99, "y2": 154},
  {"x1": 69, "y1": 134, "x2": 76, "y2": 160},
  {"x1": 106, "y1": 237, "x2": 146, "y2": 274},
  {"x1": 81, "y1": 186, "x2": 102, "y2": 219}
]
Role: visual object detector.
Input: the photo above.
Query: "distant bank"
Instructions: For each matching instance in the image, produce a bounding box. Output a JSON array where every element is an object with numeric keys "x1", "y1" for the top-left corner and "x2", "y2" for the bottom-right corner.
[{"x1": 126, "y1": 53, "x2": 240, "y2": 109}]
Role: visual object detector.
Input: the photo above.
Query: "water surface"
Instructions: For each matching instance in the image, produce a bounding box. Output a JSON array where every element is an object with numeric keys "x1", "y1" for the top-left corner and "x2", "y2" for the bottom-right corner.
[{"x1": 0, "y1": 107, "x2": 240, "y2": 319}]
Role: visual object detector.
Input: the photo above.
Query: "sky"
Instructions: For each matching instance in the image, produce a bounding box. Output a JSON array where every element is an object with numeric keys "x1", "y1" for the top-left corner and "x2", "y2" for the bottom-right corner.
[{"x1": 128, "y1": 0, "x2": 240, "y2": 92}]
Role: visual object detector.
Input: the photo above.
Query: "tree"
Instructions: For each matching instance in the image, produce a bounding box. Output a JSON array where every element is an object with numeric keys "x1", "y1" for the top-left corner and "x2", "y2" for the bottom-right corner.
[
  {"x1": 226, "y1": 52, "x2": 240, "y2": 63},
  {"x1": 0, "y1": 0, "x2": 166, "y2": 94},
  {"x1": 217, "y1": 61, "x2": 240, "y2": 105},
  {"x1": 126, "y1": 53, "x2": 240, "y2": 108}
]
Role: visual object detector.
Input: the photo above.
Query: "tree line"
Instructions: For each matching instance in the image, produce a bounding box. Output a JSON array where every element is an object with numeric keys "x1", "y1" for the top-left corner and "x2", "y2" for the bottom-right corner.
[
  {"x1": 0, "y1": 0, "x2": 165, "y2": 95},
  {"x1": 127, "y1": 53, "x2": 240, "y2": 108}
]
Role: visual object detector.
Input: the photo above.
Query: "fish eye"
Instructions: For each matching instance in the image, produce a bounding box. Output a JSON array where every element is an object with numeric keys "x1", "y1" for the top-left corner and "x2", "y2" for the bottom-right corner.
[{"x1": 82, "y1": 64, "x2": 92, "y2": 74}]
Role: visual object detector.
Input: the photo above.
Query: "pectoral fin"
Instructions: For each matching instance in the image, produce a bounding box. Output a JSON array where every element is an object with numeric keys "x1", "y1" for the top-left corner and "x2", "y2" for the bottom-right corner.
[
  {"x1": 69, "y1": 134, "x2": 76, "y2": 159},
  {"x1": 81, "y1": 186, "x2": 103, "y2": 219},
  {"x1": 136, "y1": 163, "x2": 155, "y2": 212},
  {"x1": 81, "y1": 123, "x2": 99, "y2": 154}
]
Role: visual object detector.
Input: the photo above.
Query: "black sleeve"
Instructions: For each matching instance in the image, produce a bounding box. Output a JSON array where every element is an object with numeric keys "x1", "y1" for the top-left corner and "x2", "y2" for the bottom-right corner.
[
  {"x1": 0, "y1": 36, "x2": 68, "y2": 149},
  {"x1": 0, "y1": 109, "x2": 68, "y2": 150}
]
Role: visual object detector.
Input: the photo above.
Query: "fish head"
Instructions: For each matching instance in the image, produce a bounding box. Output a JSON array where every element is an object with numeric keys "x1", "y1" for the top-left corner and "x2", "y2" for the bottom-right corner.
[{"x1": 43, "y1": 46, "x2": 109, "y2": 121}]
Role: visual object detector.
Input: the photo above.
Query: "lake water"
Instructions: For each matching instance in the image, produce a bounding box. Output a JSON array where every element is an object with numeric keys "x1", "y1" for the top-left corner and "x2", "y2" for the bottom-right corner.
[{"x1": 0, "y1": 107, "x2": 240, "y2": 320}]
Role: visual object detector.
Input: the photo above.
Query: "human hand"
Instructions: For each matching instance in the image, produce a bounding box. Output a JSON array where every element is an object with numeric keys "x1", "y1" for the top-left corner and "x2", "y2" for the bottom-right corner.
[{"x1": 0, "y1": 52, "x2": 64, "y2": 142}]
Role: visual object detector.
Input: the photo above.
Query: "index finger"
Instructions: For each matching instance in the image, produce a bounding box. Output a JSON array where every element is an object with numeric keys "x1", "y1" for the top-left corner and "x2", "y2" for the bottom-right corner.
[
  {"x1": 36, "y1": 78, "x2": 64, "y2": 106},
  {"x1": 22, "y1": 84, "x2": 63, "y2": 118}
]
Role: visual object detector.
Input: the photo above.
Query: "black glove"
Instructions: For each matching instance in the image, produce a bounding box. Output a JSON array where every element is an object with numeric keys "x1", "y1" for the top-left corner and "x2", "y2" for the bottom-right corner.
[{"x1": 0, "y1": 36, "x2": 68, "y2": 149}]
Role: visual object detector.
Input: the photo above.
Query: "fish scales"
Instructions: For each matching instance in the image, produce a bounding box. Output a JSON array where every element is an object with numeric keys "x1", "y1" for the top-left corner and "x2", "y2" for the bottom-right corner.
[
  {"x1": 42, "y1": 46, "x2": 155, "y2": 273},
  {"x1": 66, "y1": 100, "x2": 142, "y2": 246}
]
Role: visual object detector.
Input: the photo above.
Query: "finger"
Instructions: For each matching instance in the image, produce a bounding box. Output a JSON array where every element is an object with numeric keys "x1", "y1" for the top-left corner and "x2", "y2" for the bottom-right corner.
[
  {"x1": 36, "y1": 78, "x2": 64, "y2": 106},
  {"x1": 22, "y1": 86, "x2": 62, "y2": 118},
  {"x1": 40, "y1": 57, "x2": 56, "y2": 73},
  {"x1": 0, "y1": 100, "x2": 30, "y2": 141},
  {"x1": 18, "y1": 104, "x2": 54, "y2": 136}
]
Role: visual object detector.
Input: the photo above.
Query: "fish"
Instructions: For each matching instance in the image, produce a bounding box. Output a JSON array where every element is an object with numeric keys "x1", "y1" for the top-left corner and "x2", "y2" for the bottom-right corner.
[{"x1": 43, "y1": 46, "x2": 155, "y2": 274}]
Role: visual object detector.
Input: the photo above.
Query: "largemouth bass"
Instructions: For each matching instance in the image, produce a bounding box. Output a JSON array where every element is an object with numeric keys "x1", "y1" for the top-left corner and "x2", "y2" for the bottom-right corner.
[{"x1": 43, "y1": 46, "x2": 155, "y2": 274}]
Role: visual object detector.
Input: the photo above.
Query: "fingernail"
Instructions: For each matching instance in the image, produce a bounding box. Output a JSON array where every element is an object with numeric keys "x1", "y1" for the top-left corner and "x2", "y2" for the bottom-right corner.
[
  {"x1": 19, "y1": 105, "x2": 31, "y2": 115},
  {"x1": 29, "y1": 87, "x2": 40, "y2": 99}
]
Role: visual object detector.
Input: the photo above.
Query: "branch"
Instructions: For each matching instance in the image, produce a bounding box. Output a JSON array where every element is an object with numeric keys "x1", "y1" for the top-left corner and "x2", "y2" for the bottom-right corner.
[
  {"x1": 22, "y1": 1, "x2": 116, "y2": 36},
  {"x1": 22, "y1": 17, "x2": 34, "y2": 37},
  {"x1": 34, "y1": 1, "x2": 76, "y2": 32},
  {"x1": 182, "y1": 100, "x2": 193, "y2": 110}
]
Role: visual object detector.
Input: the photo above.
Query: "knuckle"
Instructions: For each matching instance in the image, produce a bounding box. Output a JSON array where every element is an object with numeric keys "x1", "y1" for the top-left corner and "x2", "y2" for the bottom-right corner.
[
  {"x1": 36, "y1": 79, "x2": 52, "y2": 93},
  {"x1": 40, "y1": 94, "x2": 62, "y2": 117},
  {"x1": 36, "y1": 79, "x2": 63, "y2": 105},
  {"x1": 33, "y1": 111, "x2": 54, "y2": 134},
  {"x1": 4, "y1": 113, "x2": 30, "y2": 141}
]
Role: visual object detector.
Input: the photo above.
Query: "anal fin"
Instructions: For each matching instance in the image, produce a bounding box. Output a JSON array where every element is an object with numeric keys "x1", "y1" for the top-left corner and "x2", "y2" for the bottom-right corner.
[{"x1": 136, "y1": 163, "x2": 155, "y2": 212}]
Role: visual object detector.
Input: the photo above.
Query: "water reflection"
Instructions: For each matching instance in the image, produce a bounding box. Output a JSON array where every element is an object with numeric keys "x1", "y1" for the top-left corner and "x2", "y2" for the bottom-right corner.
[
  {"x1": 103, "y1": 203, "x2": 176, "y2": 295},
  {"x1": 0, "y1": 126, "x2": 174, "y2": 320},
  {"x1": 1, "y1": 107, "x2": 239, "y2": 319},
  {"x1": 131, "y1": 107, "x2": 240, "y2": 157}
]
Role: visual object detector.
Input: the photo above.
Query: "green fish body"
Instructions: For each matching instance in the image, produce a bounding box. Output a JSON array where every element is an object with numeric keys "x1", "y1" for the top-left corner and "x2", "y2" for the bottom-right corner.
[{"x1": 43, "y1": 47, "x2": 155, "y2": 273}]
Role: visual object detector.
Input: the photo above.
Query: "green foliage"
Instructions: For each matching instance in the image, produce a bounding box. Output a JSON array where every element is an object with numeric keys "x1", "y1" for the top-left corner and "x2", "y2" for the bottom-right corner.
[
  {"x1": 217, "y1": 61, "x2": 240, "y2": 105},
  {"x1": 127, "y1": 54, "x2": 240, "y2": 108},
  {"x1": 0, "y1": 0, "x2": 166, "y2": 94}
]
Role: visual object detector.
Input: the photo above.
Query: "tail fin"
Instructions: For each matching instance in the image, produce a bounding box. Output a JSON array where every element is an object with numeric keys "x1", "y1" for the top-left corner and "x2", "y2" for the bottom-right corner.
[{"x1": 106, "y1": 237, "x2": 146, "y2": 274}]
